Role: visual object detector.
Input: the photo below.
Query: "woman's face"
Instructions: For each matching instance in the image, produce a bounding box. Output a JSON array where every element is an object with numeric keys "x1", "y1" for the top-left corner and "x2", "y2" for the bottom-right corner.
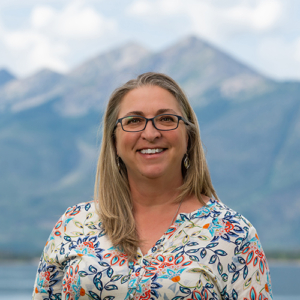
[{"x1": 115, "y1": 85, "x2": 188, "y2": 183}]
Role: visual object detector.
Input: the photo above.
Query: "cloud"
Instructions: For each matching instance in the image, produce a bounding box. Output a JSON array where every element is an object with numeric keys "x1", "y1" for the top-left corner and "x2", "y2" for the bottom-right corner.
[
  {"x1": 31, "y1": 6, "x2": 56, "y2": 29},
  {"x1": 128, "y1": 0, "x2": 152, "y2": 15},
  {"x1": 295, "y1": 38, "x2": 300, "y2": 63},
  {"x1": 257, "y1": 37, "x2": 300, "y2": 79},
  {"x1": 0, "y1": 0, "x2": 117, "y2": 76},
  {"x1": 127, "y1": 0, "x2": 283, "y2": 41},
  {"x1": 224, "y1": 0, "x2": 282, "y2": 32},
  {"x1": 2, "y1": 29, "x2": 69, "y2": 73},
  {"x1": 126, "y1": 0, "x2": 300, "y2": 80},
  {"x1": 31, "y1": 2, "x2": 117, "y2": 39},
  {"x1": 0, "y1": 0, "x2": 299, "y2": 80}
]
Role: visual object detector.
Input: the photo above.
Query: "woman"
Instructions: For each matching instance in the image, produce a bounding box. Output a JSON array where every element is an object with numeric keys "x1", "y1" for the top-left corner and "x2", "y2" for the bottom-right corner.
[{"x1": 33, "y1": 72, "x2": 272, "y2": 299}]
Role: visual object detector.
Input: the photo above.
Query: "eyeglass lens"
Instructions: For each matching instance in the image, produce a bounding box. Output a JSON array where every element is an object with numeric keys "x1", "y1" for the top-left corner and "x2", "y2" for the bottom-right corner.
[{"x1": 122, "y1": 115, "x2": 179, "y2": 131}]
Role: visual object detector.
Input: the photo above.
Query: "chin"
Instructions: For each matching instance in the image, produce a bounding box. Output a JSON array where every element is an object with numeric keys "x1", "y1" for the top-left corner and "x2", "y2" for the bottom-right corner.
[
  {"x1": 140, "y1": 171, "x2": 164, "y2": 180},
  {"x1": 138, "y1": 167, "x2": 165, "y2": 179}
]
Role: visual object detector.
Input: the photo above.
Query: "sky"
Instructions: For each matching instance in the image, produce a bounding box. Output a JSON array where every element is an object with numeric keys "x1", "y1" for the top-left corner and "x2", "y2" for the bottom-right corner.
[{"x1": 0, "y1": 0, "x2": 300, "y2": 81}]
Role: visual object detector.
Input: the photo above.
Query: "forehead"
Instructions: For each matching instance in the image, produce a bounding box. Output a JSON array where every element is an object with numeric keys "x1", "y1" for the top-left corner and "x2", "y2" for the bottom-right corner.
[{"x1": 118, "y1": 85, "x2": 182, "y2": 117}]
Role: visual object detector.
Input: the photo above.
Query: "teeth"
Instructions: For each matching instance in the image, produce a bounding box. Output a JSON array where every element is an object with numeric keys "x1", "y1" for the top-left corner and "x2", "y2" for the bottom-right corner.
[{"x1": 140, "y1": 148, "x2": 164, "y2": 154}]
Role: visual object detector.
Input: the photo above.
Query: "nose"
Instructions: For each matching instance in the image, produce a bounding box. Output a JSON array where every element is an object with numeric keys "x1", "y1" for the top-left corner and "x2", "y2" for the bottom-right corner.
[{"x1": 140, "y1": 119, "x2": 161, "y2": 141}]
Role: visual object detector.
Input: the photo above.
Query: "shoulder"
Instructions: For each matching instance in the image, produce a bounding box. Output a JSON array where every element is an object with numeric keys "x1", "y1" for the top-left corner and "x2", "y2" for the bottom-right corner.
[
  {"x1": 64, "y1": 200, "x2": 96, "y2": 215},
  {"x1": 183, "y1": 199, "x2": 252, "y2": 225},
  {"x1": 53, "y1": 201, "x2": 100, "y2": 235},
  {"x1": 59, "y1": 201, "x2": 97, "y2": 221},
  {"x1": 209, "y1": 199, "x2": 252, "y2": 225},
  {"x1": 201, "y1": 199, "x2": 251, "y2": 225},
  {"x1": 179, "y1": 199, "x2": 256, "y2": 243}
]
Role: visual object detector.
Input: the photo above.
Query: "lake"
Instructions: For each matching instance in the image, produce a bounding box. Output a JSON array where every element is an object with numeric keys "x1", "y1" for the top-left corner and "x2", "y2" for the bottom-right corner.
[{"x1": 0, "y1": 261, "x2": 299, "y2": 299}]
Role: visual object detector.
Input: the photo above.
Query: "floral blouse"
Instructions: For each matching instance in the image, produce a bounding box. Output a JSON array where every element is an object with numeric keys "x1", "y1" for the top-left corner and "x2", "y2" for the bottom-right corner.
[{"x1": 32, "y1": 199, "x2": 273, "y2": 300}]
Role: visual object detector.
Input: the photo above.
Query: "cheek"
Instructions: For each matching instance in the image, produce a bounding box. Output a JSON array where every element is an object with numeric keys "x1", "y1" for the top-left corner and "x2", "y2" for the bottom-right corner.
[
  {"x1": 185, "y1": 132, "x2": 189, "y2": 151},
  {"x1": 115, "y1": 132, "x2": 138, "y2": 157},
  {"x1": 178, "y1": 130, "x2": 188, "y2": 153}
]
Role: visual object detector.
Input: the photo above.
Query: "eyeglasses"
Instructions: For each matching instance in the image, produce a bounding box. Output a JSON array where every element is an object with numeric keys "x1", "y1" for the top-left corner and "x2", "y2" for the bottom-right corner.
[{"x1": 115, "y1": 114, "x2": 188, "y2": 132}]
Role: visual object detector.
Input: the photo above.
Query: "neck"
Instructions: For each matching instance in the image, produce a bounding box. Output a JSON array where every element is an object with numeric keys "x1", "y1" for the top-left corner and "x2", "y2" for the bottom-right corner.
[{"x1": 128, "y1": 174, "x2": 183, "y2": 212}]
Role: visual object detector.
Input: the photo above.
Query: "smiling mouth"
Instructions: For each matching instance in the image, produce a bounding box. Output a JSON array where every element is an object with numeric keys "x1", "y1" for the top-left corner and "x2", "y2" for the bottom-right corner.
[{"x1": 139, "y1": 148, "x2": 166, "y2": 154}]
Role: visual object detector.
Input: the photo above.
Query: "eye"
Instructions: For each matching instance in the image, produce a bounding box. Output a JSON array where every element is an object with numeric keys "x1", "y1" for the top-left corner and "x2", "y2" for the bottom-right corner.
[
  {"x1": 123, "y1": 116, "x2": 144, "y2": 126},
  {"x1": 158, "y1": 115, "x2": 176, "y2": 122}
]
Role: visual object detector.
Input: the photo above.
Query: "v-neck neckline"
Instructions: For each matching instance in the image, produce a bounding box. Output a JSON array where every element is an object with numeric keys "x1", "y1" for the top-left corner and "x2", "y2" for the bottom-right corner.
[{"x1": 136, "y1": 199, "x2": 215, "y2": 259}]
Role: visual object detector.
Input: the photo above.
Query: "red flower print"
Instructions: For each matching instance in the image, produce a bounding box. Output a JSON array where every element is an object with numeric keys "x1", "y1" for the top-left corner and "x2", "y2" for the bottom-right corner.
[
  {"x1": 243, "y1": 287, "x2": 269, "y2": 300},
  {"x1": 103, "y1": 250, "x2": 128, "y2": 266},
  {"x1": 171, "y1": 275, "x2": 181, "y2": 282},
  {"x1": 80, "y1": 288, "x2": 85, "y2": 296},
  {"x1": 265, "y1": 283, "x2": 269, "y2": 293},
  {"x1": 40, "y1": 271, "x2": 50, "y2": 281},
  {"x1": 83, "y1": 241, "x2": 94, "y2": 249},
  {"x1": 203, "y1": 223, "x2": 210, "y2": 229},
  {"x1": 65, "y1": 206, "x2": 80, "y2": 217},
  {"x1": 143, "y1": 254, "x2": 192, "y2": 277},
  {"x1": 225, "y1": 221, "x2": 234, "y2": 233},
  {"x1": 165, "y1": 223, "x2": 180, "y2": 239},
  {"x1": 243, "y1": 244, "x2": 268, "y2": 275},
  {"x1": 62, "y1": 265, "x2": 81, "y2": 300},
  {"x1": 140, "y1": 289, "x2": 151, "y2": 299}
]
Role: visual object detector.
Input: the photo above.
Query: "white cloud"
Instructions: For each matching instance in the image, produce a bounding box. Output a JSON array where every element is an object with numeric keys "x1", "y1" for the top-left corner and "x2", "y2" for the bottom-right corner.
[
  {"x1": 295, "y1": 38, "x2": 300, "y2": 63},
  {"x1": 0, "y1": 0, "x2": 299, "y2": 80},
  {"x1": 127, "y1": 0, "x2": 283, "y2": 41},
  {"x1": 2, "y1": 29, "x2": 69, "y2": 73},
  {"x1": 224, "y1": 0, "x2": 282, "y2": 32},
  {"x1": 30, "y1": 1, "x2": 117, "y2": 39},
  {"x1": 128, "y1": 0, "x2": 152, "y2": 15},
  {"x1": 128, "y1": 0, "x2": 182, "y2": 16},
  {"x1": 0, "y1": 0, "x2": 117, "y2": 76},
  {"x1": 31, "y1": 1, "x2": 117, "y2": 40},
  {"x1": 58, "y1": 6, "x2": 107, "y2": 39},
  {"x1": 126, "y1": 0, "x2": 300, "y2": 80},
  {"x1": 31, "y1": 6, "x2": 55, "y2": 29},
  {"x1": 30, "y1": 38, "x2": 69, "y2": 72},
  {"x1": 257, "y1": 37, "x2": 300, "y2": 79}
]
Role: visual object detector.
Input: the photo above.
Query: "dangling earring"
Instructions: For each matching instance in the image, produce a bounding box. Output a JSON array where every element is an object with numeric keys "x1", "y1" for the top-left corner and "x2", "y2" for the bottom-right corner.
[
  {"x1": 116, "y1": 156, "x2": 120, "y2": 170},
  {"x1": 184, "y1": 153, "x2": 190, "y2": 170}
]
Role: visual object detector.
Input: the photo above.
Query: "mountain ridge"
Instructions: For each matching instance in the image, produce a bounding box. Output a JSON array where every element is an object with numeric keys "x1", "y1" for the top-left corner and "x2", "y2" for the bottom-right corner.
[
  {"x1": 0, "y1": 69, "x2": 16, "y2": 87},
  {"x1": 0, "y1": 35, "x2": 299, "y2": 257},
  {"x1": 0, "y1": 35, "x2": 275, "y2": 116}
]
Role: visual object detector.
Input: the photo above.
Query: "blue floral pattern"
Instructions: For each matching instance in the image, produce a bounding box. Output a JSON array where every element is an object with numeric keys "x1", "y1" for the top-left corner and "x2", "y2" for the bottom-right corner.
[{"x1": 33, "y1": 199, "x2": 273, "y2": 299}]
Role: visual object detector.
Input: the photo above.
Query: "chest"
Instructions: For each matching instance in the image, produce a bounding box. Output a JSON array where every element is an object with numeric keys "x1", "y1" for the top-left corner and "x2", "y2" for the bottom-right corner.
[
  {"x1": 58, "y1": 227, "x2": 222, "y2": 300},
  {"x1": 137, "y1": 218, "x2": 173, "y2": 255}
]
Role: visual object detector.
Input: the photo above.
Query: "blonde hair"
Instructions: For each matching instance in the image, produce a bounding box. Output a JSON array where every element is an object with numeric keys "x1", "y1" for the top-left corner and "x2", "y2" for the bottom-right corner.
[{"x1": 94, "y1": 72, "x2": 218, "y2": 259}]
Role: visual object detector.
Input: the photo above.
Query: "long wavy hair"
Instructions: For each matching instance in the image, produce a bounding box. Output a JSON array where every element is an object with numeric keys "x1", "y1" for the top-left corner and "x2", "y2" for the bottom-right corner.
[{"x1": 94, "y1": 72, "x2": 218, "y2": 259}]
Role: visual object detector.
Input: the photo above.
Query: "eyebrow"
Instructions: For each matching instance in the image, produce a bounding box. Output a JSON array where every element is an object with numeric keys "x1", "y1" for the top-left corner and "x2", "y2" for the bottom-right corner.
[{"x1": 123, "y1": 108, "x2": 178, "y2": 117}]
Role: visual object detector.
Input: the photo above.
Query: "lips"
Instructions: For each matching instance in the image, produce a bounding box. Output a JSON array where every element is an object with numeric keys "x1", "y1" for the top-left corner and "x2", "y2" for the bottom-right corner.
[{"x1": 140, "y1": 148, "x2": 164, "y2": 154}]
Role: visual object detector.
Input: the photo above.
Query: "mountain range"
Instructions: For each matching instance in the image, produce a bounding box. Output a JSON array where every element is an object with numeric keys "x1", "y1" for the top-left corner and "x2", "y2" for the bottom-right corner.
[{"x1": 0, "y1": 36, "x2": 299, "y2": 258}]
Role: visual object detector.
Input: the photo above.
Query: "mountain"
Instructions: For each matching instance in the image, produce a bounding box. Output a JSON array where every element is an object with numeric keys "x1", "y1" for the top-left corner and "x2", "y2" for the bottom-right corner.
[
  {"x1": 0, "y1": 42, "x2": 151, "y2": 117},
  {"x1": 0, "y1": 69, "x2": 64, "y2": 113},
  {"x1": 129, "y1": 36, "x2": 274, "y2": 103},
  {"x1": 0, "y1": 37, "x2": 273, "y2": 116},
  {"x1": 0, "y1": 35, "x2": 299, "y2": 258},
  {"x1": 0, "y1": 69, "x2": 16, "y2": 87},
  {"x1": 52, "y1": 42, "x2": 151, "y2": 116}
]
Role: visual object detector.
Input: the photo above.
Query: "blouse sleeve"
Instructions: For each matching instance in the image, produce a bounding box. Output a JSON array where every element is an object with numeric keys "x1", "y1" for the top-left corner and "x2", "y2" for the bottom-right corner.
[
  {"x1": 32, "y1": 211, "x2": 67, "y2": 300},
  {"x1": 224, "y1": 224, "x2": 273, "y2": 299}
]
